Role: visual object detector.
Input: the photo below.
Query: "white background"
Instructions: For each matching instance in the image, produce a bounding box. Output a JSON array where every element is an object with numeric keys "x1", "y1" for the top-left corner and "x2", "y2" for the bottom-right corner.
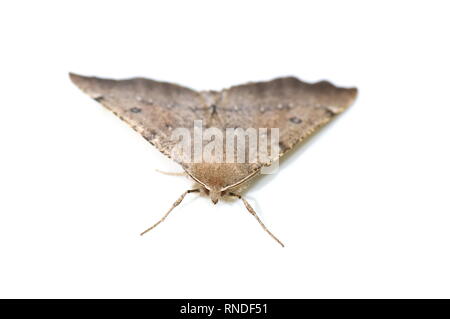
[{"x1": 1, "y1": 1, "x2": 449, "y2": 298}]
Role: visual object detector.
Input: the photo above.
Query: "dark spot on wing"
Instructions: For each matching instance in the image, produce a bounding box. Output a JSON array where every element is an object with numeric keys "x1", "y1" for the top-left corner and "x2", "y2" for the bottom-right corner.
[
  {"x1": 279, "y1": 141, "x2": 289, "y2": 152},
  {"x1": 130, "y1": 107, "x2": 142, "y2": 113},
  {"x1": 144, "y1": 130, "x2": 157, "y2": 142},
  {"x1": 210, "y1": 104, "x2": 217, "y2": 115},
  {"x1": 289, "y1": 116, "x2": 302, "y2": 124},
  {"x1": 325, "y1": 108, "x2": 336, "y2": 117},
  {"x1": 94, "y1": 96, "x2": 104, "y2": 103}
]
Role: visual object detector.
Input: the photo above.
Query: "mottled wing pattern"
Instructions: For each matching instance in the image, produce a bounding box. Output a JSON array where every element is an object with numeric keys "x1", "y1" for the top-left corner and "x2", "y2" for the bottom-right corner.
[
  {"x1": 183, "y1": 77, "x2": 357, "y2": 191},
  {"x1": 70, "y1": 74, "x2": 357, "y2": 192},
  {"x1": 69, "y1": 73, "x2": 209, "y2": 160},
  {"x1": 217, "y1": 76, "x2": 357, "y2": 163}
]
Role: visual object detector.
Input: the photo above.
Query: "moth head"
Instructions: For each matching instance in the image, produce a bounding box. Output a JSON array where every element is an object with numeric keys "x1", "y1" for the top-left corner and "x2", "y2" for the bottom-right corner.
[{"x1": 209, "y1": 189, "x2": 221, "y2": 205}]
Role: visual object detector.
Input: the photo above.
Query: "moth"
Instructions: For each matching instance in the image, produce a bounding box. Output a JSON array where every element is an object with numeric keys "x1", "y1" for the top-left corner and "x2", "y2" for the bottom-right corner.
[{"x1": 70, "y1": 73, "x2": 357, "y2": 247}]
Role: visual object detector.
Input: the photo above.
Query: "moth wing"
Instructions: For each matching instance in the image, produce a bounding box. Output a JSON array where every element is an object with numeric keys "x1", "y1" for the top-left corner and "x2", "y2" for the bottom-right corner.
[
  {"x1": 197, "y1": 77, "x2": 357, "y2": 191},
  {"x1": 217, "y1": 76, "x2": 358, "y2": 164},
  {"x1": 70, "y1": 74, "x2": 357, "y2": 192},
  {"x1": 69, "y1": 73, "x2": 208, "y2": 161}
]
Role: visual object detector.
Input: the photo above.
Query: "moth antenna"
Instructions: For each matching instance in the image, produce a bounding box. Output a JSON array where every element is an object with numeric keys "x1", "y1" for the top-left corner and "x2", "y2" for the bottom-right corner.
[
  {"x1": 155, "y1": 169, "x2": 187, "y2": 176},
  {"x1": 229, "y1": 193, "x2": 285, "y2": 247},
  {"x1": 140, "y1": 189, "x2": 200, "y2": 236}
]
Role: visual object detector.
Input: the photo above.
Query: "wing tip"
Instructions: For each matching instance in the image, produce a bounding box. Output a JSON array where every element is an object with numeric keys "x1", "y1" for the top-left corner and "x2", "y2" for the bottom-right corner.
[
  {"x1": 68, "y1": 72, "x2": 88, "y2": 86},
  {"x1": 348, "y1": 86, "x2": 358, "y2": 104},
  {"x1": 68, "y1": 72, "x2": 100, "y2": 98},
  {"x1": 69, "y1": 72, "x2": 108, "y2": 103}
]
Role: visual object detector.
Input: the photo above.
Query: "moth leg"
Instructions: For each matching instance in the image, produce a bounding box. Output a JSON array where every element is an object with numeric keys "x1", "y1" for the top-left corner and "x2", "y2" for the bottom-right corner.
[
  {"x1": 140, "y1": 189, "x2": 200, "y2": 236},
  {"x1": 155, "y1": 169, "x2": 187, "y2": 176},
  {"x1": 229, "y1": 192, "x2": 285, "y2": 247}
]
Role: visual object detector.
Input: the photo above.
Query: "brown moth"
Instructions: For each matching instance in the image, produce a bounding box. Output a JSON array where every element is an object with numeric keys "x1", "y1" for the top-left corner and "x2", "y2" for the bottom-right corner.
[{"x1": 70, "y1": 73, "x2": 357, "y2": 247}]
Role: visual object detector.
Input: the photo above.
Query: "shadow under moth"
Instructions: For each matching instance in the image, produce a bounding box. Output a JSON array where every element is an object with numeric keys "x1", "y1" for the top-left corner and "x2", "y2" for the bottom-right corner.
[{"x1": 70, "y1": 73, "x2": 357, "y2": 247}]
